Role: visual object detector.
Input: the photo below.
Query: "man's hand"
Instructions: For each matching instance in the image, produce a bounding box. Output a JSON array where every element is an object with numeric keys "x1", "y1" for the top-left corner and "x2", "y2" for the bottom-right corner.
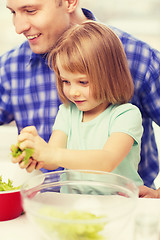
[{"x1": 139, "y1": 185, "x2": 160, "y2": 198}]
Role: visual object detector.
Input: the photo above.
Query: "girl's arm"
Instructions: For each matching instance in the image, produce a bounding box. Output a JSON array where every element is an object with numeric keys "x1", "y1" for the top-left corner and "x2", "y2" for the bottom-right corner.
[
  {"x1": 15, "y1": 126, "x2": 134, "y2": 172},
  {"x1": 45, "y1": 132, "x2": 134, "y2": 171}
]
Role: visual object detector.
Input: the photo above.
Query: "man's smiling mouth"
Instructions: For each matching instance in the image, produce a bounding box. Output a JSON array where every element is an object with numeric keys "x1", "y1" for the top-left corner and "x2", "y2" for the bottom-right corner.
[{"x1": 27, "y1": 34, "x2": 41, "y2": 40}]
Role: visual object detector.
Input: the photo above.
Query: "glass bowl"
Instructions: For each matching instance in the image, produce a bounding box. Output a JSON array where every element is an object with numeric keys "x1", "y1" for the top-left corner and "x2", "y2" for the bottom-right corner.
[{"x1": 21, "y1": 170, "x2": 138, "y2": 240}]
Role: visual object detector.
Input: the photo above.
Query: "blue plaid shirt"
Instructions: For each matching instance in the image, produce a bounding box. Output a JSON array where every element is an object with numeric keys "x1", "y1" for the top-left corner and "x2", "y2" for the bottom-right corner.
[
  {"x1": 0, "y1": 9, "x2": 160, "y2": 188},
  {"x1": 110, "y1": 26, "x2": 160, "y2": 188}
]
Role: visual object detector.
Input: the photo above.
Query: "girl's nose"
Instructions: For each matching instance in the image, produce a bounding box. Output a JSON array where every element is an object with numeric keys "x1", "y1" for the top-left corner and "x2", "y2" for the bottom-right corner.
[{"x1": 69, "y1": 87, "x2": 80, "y2": 97}]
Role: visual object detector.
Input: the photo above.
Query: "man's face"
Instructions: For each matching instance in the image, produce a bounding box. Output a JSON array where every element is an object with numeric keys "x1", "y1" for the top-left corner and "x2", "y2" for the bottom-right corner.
[{"x1": 6, "y1": 0, "x2": 71, "y2": 54}]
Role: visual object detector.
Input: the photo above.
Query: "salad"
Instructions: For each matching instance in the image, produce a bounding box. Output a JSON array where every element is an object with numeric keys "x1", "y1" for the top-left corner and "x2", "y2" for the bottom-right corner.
[
  {"x1": 0, "y1": 176, "x2": 21, "y2": 191},
  {"x1": 36, "y1": 206, "x2": 107, "y2": 240}
]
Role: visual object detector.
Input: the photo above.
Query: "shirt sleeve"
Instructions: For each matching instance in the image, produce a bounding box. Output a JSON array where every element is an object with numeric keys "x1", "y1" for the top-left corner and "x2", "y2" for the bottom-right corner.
[
  {"x1": 109, "y1": 104, "x2": 143, "y2": 145},
  {"x1": 138, "y1": 49, "x2": 160, "y2": 125},
  {"x1": 52, "y1": 104, "x2": 70, "y2": 136},
  {"x1": 0, "y1": 52, "x2": 14, "y2": 124}
]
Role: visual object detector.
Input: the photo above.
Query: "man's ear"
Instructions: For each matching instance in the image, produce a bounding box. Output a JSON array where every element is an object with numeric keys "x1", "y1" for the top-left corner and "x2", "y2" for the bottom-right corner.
[{"x1": 65, "y1": 0, "x2": 79, "y2": 13}]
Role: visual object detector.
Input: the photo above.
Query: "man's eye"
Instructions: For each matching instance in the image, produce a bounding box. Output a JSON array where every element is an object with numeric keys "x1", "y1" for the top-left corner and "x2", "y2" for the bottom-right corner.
[
  {"x1": 9, "y1": 10, "x2": 15, "y2": 14},
  {"x1": 26, "y1": 9, "x2": 37, "y2": 14}
]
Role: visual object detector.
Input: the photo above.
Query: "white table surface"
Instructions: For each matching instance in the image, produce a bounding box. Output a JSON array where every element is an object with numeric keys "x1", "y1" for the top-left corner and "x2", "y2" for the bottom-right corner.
[
  {"x1": 1, "y1": 126, "x2": 160, "y2": 240},
  {"x1": 1, "y1": 198, "x2": 160, "y2": 240}
]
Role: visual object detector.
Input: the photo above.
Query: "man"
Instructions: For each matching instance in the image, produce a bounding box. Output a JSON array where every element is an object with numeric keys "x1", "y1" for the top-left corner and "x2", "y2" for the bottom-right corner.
[{"x1": 1, "y1": 0, "x2": 160, "y2": 189}]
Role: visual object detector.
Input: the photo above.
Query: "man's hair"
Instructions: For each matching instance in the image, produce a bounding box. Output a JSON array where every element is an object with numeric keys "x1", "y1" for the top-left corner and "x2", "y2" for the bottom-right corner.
[{"x1": 48, "y1": 21, "x2": 134, "y2": 104}]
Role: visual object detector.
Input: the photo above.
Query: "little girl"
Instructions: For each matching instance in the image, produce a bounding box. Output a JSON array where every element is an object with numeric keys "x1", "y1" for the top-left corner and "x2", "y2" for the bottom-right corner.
[{"x1": 13, "y1": 21, "x2": 143, "y2": 187}]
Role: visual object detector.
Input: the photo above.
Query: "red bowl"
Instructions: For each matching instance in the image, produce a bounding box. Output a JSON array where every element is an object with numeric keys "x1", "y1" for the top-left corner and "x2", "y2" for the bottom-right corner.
[
  {"x1": 0, "y1": 190, "x2": 23, "y2": 221},
  {"x1": 0, "y1": 161, "x2": 42, "y2": 221}
]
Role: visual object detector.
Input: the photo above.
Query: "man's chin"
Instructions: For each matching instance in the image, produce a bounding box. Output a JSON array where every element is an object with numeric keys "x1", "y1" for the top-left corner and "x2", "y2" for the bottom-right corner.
[{"x1": 29, "y1": 44, "x2": 48, "y2": 55}]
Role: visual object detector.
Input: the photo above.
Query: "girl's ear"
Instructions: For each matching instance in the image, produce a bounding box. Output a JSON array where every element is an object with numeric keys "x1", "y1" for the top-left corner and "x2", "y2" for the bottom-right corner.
[{"x1": 65, "y1": 0, "x2": 79, "y2": 13}]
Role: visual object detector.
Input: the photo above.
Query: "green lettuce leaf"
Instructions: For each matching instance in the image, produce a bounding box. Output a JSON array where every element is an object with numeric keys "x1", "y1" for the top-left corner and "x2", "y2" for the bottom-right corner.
[
  {"x1": 37, "y1": 206, "x2": 107, "y2": 240},
  {"x1": 11, "y1": 143, "x2": 34, "y2": 164},
  {"x1": 0, "y1": 176, "x2": 21, "y2": 191}
]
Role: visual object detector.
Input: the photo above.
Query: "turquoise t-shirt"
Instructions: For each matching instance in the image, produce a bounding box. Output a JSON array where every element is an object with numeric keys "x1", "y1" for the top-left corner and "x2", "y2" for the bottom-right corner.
[{"x1": 53, "y1": 103, "x2": 143, "y2": 189}]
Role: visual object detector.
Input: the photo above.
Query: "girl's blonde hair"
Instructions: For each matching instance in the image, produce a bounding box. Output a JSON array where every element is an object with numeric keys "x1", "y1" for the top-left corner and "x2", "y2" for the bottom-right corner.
[{"x1": 48, "y1": 21, "x2": 134, "y2": 104}]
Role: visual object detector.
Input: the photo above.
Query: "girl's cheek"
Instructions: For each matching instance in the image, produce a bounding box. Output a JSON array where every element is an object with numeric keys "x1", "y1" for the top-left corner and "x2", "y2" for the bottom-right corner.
[{"x1": 63, "y1": 87, "x2": 69, "y2": 97}]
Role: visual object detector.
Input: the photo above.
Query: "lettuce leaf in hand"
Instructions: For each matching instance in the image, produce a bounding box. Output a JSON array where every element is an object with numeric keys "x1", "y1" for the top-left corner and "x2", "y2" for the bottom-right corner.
[{"x1": 11, "y1": 143, "x2": 34, "y2": 164}]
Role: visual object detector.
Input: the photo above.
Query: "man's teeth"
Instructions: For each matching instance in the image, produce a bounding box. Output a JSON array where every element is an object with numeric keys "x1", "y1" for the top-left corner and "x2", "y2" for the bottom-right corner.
[{"x1": 27, "y1": 34, "x2": 40, "y2": 40}]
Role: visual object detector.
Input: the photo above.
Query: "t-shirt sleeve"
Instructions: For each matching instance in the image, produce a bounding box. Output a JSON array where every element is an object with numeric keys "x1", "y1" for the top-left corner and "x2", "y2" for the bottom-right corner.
[
  {"x1": 109, "y1": 104, "x2": 143, "y2": 145},
  {"x1": 52, "y1": 104, "x2": 70, "y2": 136}
]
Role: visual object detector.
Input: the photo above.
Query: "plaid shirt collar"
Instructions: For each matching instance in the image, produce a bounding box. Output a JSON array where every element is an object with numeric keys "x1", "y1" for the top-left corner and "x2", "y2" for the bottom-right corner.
[{"x1": 28, "y1": 8, "x2": 96, "y2": 65}]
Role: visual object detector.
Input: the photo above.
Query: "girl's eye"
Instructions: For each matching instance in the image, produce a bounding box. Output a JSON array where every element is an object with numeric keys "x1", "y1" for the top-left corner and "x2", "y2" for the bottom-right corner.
[
  {"x1": 62, "y1": 80, "x2": 70, "y2": 85},
  {"x1": 80, "y1": 81, "x2": 89, "y2": 85}
]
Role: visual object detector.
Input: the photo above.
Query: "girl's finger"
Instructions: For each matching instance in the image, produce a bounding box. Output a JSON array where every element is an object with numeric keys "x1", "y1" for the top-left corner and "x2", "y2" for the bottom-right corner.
[
  {"x1": 18, "y1": 140, "x2": 34, "y2": 150},
  {"x1": 35, "y1": 161, "x2": 44, "y2": 170},
  {"x1": 18, "y1": 132, "x2": 34, "y2": 143},
  {"x1": 19, "y1": 157, "x2": 33, "y2": 169},
  {"x1": 20, "y1": 126, "x2": 37, "y2": 136},
  {"x1": 26, "y1": 160, "x2": 38, "y2": 173},
  {"x1": 12, "y1": 152, "x2": 25, "y2": 163}
]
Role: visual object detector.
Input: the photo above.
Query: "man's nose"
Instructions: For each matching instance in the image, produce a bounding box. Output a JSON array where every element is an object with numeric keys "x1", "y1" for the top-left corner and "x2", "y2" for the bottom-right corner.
[{"x1": 13, "y1": 14, "x2": 30, "y2": 34}]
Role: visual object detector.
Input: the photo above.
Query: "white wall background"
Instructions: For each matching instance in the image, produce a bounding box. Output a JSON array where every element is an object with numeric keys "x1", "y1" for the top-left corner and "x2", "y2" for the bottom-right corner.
[
  {"x1": 0, "y1": 0, "x2": 160, "y2": 54},
  {"x1": 0, "y1": 0, "x2": 160, "y2": 187}
]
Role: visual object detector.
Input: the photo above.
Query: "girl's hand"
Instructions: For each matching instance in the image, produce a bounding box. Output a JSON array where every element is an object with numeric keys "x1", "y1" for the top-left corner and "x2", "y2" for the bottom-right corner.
[
  {"x1": 18, "y1": 126, "x2": 48, "y2": 162},
  {"x1": 12, "y1": 126, "x2": 46, "y2": 172},
  {"x1": 12, "y1": 153, "x2": 44, "y2": 172}
]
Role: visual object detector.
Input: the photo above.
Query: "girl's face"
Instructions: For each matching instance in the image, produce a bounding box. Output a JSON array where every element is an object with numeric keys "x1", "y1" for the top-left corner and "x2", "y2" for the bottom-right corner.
[
  {"x1": 57, "y1": 60, "x2": 108, "y2": 121},
  {"x1": 6, "y1": 0, "x2": 71, "y2": 54}
]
